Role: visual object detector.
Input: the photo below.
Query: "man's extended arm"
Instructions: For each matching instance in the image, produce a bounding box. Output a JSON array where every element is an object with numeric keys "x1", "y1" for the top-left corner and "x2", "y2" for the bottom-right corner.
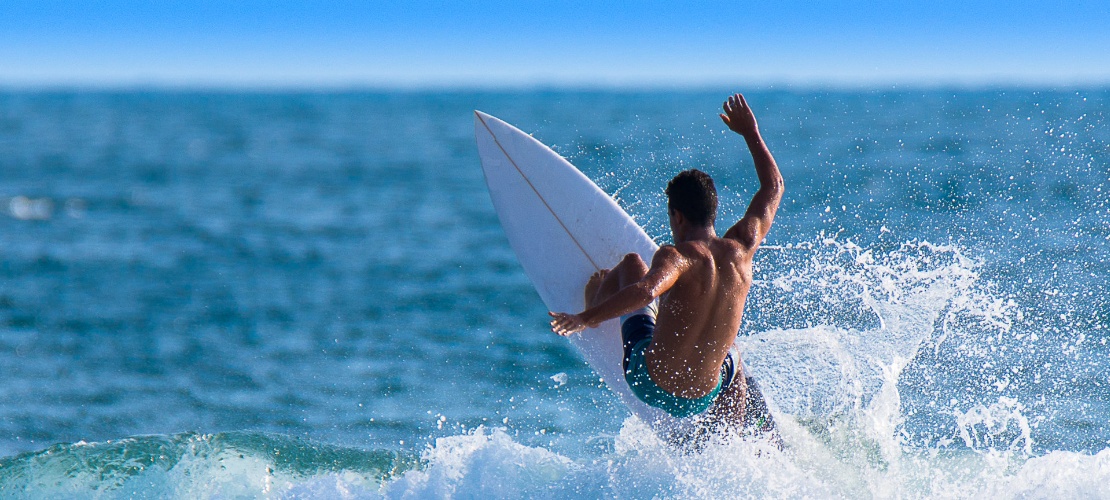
[
  {"x1": 720, "y1": 94, "x2": 784, "y2": 250},
  {"x1": 549, "y1": 247, "x2": 684, "y2": 336}
]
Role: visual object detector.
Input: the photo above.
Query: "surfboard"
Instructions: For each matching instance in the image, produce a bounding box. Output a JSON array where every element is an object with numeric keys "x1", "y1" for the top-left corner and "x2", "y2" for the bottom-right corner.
[{"x1": 473, "y1": 110, "x2": 694, "y2": 433}]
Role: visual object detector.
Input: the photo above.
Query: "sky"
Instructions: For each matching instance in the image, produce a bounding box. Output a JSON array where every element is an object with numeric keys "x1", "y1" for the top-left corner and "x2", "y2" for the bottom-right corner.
[{"x1": 2, "y1": 0, "x2": 1109, "y2": 88}]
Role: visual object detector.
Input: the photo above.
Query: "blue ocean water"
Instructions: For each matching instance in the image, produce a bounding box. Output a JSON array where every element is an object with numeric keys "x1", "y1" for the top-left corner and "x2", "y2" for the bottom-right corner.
[{"x1": 0, "y1": 89, "x2": 1107, "y2": 497}]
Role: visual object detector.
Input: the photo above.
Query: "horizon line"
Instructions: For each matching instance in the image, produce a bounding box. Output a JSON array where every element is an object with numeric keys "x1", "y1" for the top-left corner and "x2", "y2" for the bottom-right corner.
[{"x1": 3, "y1": 79, "x2": 1109, "y2": 93}]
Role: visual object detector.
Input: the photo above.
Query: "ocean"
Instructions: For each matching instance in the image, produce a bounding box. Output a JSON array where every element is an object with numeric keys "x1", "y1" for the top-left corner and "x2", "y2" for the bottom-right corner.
[{"x1": 0, "y1": 89, "x2": 1107, "y2": 498}]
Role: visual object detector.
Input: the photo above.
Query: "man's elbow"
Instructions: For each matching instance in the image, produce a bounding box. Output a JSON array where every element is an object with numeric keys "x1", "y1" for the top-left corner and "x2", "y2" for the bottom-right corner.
[
  {"x1": 631, "y1": 283, "x2": 657, "y2": 306},
  {"x1": 761, "y1": 176, "x2": 785, "y2": 198}
]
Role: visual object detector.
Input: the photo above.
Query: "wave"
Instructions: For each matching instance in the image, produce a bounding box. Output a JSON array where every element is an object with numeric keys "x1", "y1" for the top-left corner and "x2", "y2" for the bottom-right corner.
[
  {"x1": 0, "y1": 431, "x2": 419, "y2": 498},
  {"x1": 3, "y1": 424, "x2": 1108, "y2": 499}
]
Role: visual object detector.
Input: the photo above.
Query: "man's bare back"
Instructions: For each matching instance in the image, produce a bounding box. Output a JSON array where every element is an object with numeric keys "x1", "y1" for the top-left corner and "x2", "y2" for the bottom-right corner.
[
  {"x1": 648, "y1": 238, "x2": 752, "y2": 399},
  {"x1": 550, "y1": 93, "x2": 783, "y2": 427}
]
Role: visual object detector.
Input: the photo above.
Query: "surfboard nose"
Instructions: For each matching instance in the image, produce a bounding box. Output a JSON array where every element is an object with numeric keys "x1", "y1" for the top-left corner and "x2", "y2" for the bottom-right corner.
[{"x1": 475, "y1": 111, "x2": 506, "y2": 140}]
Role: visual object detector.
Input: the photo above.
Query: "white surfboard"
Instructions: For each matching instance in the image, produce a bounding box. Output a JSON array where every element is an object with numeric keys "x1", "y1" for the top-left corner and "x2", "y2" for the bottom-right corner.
[{"x1": 474, "y1": 110, "x2": 693, "y2": 432}]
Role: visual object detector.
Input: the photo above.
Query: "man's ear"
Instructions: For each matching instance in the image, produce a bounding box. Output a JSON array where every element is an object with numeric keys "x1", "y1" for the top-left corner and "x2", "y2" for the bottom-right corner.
[{"x1": 669, "y1": 209, "x2": 685, "y2": 226}]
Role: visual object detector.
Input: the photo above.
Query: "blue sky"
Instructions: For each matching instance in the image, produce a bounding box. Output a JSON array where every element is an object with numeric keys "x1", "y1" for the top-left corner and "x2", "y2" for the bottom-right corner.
[{"x1": 2, "y1": 1, "x2": 1109, "y2": 88}]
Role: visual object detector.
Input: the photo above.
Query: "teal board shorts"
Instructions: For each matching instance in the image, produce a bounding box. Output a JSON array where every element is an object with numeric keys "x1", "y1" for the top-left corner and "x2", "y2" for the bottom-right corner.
[{"x1": 620, "y1": 304, "x2": 737, "y2": 418}]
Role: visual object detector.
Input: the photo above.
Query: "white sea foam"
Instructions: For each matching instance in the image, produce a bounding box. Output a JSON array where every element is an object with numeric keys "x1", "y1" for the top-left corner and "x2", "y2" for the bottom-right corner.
[{"x1": 369, "y1": 420, "x2": 1110, "y2": 499}]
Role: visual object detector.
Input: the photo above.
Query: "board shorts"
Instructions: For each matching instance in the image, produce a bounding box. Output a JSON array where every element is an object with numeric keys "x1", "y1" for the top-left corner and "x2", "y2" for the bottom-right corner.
[{"x1": 620, "y1": 303, "x2": 738, "y2": 418}]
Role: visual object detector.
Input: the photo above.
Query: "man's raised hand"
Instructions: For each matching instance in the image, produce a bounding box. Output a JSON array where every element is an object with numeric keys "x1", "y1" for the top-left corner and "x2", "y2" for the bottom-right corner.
[{"x1": 720, "y1": 93, "x2": 760, "y2": 139}]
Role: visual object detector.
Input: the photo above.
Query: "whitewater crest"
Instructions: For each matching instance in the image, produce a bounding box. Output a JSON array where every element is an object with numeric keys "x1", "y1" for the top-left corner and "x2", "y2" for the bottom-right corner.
[
  {"x1": 13, "y1": 421, "x2": 1098, "y2": 499},
  {"x1": 0, "y1": 431, "x2": 418, "y2": 498}
]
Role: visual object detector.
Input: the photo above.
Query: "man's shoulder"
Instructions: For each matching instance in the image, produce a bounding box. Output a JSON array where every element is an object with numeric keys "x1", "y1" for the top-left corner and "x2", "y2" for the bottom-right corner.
[
  {"x1": 653, "y1": 244, "x2": 684, "y2": 261},
  {"x1": 667, "y1": 239, "x2": 739, "y2": 264},
  {"x1": 657, "y1": 239, "x2": 751, "y2": 269},
  {"x1": 707, "y1": 237, "x2": 753, "y2": 264},
  {"x1": 677, "y1": 237, "x2": 746, "y2": 255},
  {"x1": 664, "y1": 241, "x2": 706, "y2": 258},
  {"x1": 650, "y1": 244, "x2": 697, "y2": 270}
]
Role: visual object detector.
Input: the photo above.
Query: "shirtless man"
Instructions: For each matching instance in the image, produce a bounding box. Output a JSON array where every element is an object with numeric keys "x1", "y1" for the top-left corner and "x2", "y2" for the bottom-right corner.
[{"x1": 549, "y1": 93, "x2": 783, "y2": 429}]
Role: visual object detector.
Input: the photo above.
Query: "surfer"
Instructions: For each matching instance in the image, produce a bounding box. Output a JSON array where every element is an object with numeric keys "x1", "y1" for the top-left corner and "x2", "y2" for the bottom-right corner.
[{"x1": 549, "y1": 94, "x2": 782, "y2": 432}]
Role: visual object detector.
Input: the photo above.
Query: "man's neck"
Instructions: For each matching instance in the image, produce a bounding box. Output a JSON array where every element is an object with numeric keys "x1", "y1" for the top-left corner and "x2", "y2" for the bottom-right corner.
[{"x1": 676, "y1": 225, "x2": 716, "y2": 244}]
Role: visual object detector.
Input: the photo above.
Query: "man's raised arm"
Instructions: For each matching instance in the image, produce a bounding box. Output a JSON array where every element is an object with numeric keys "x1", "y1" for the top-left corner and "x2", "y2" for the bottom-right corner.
[{"x1": 720, "y1": 93, "x2": 784, "y2": 250}]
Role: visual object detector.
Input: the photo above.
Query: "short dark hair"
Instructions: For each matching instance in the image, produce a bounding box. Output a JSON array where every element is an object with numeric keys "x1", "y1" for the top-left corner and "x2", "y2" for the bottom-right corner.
[{"x1": 665, "y1": 169, "x2": 717, "y2": 227}]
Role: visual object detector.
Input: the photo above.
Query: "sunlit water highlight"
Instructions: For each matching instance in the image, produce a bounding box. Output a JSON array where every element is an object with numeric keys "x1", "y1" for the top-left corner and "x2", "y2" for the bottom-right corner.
[{"x1": 0, "y1": 89, "x2": 1107, "y2": 497}]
